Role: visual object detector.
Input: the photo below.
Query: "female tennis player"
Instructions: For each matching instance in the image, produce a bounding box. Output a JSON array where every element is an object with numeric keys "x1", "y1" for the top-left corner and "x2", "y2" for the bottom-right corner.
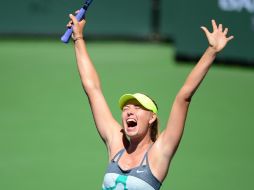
[{"x1": 67, "y1": 14, "x2": 233, "y2": 189}]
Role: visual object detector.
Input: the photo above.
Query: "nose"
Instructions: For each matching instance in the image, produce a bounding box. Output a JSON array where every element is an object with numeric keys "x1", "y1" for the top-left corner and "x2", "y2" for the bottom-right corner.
[
  {"x1": 127, "y1": 109, "x2": 133, "y2": 116},
  {"x1": 126, "y1": 107, "x2": 135, "y2": 116}
]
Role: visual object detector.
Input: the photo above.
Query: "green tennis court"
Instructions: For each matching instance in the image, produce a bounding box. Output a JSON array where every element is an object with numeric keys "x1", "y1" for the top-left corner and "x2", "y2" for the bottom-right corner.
[{"x1": 0, "y1": 39, "x2": 254, "y2": 190}]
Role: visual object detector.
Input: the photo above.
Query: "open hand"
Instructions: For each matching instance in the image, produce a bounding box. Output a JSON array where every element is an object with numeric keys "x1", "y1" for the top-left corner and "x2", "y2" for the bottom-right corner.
[{"x1": 201, "y1": 20, "x2": 234, "y2": 52}]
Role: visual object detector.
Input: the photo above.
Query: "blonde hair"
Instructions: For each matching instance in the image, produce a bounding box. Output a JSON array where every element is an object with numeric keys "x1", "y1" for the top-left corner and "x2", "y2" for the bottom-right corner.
[
  {"x1": 145, "y1": 94, "x2": 159, "y2": 142},
  {"x1": 150, "y1": 118, "x2": 160, "y2": 142}
]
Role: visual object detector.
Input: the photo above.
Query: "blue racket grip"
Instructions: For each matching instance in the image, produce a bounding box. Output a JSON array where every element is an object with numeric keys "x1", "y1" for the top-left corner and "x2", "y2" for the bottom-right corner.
[{"x1": 61, "y1": 8, "x2": 86, "y2": 43}]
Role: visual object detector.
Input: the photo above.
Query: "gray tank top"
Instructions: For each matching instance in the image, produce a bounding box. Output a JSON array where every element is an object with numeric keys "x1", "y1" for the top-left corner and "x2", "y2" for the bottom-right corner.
[{"x1": 102, "y1": 148, "x2": 161, "y2": 190}]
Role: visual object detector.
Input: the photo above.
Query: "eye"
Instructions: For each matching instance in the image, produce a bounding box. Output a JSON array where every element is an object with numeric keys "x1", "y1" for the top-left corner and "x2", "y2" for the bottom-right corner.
[
  {"x1": 122, "y1": 106, "x2": 129, "y2": 111},
  {"x1": 135, "y1": 106, "x2": 141, "y2": 110}
]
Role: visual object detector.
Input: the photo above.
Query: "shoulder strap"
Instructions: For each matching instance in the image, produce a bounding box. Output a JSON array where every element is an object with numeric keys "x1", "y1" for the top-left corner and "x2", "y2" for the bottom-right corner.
[
  {"x1": 140, "y1": 152, "x2": 148, "y2": 166},
  {"x1": 112, "y1": 149, "x2": 125, "y2": 163},
  {"x1": 140, "y1": 144, "x2": 153, "y2": 166}
]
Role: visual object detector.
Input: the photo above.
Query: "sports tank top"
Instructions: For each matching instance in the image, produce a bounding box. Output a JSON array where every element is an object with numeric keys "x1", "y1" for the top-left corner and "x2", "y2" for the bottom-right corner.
[{"x1": 102, "y1": 148, "x2": 161, "y2": 190}]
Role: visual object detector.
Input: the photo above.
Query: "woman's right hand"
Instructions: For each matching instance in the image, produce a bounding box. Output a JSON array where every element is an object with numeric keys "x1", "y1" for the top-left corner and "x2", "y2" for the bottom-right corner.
[{"x1": 66, "y1": 11, "x2": 86, "y2": 40}]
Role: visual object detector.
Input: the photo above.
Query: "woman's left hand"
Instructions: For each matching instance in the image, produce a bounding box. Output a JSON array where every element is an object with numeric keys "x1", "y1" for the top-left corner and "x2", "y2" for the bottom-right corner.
[{"x1": 201, "y1": 19, "x2": 234, "y2": 52}]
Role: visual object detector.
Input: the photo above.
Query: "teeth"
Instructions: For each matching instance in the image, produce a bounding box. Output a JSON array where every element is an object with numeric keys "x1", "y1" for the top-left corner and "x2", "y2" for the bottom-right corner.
[{"x1": 127, "y1": 118, "x2": 136, "y2": 122}]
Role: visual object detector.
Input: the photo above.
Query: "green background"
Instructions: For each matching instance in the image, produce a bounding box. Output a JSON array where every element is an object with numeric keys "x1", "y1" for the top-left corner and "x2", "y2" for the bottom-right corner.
[
  {"x1": 1, "y1": 0, "x2": 254, "y2": 63},
  {"x1": 170, "y1": 0, "x2": 254, "y2": 63},
  {"x1": 0, "y1": 0, "x2": 152, "y2": 37},
  {"x1": 0, "y1": 40, "x2": 254, "y2": 189},
  {"x1": 0, "y1": 0, "x2": 254, "y2": 189}
]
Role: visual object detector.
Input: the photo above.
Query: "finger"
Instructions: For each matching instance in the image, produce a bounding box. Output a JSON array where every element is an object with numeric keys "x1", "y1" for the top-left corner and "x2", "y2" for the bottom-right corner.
[
  {"x1": 227, "y1": 35, "x2": 234, "y2": 41},
  {"x1": 201, "y1": 26, "x2": 210, "y2": 36},
  {"x1": 75, "y1": 10, "x2": 80, "y2": 14},
  {"x1": 212, "y1": 19, "x2": 217, "y2": 31},
  {"x1": 80, "y1": 19, "x2": 86, "y2": 25},
  {"x1": 69, "y1": 14, "x2": 78, "y2": 25},
  {"x1": 223, "y1": 28, "x2": 228, "y2": 35},
  {"x1": 218, "y1": 24, "x2": 223, "y2": 32},
  {"x1": 66, "y1": 20, "x2": 73, "y2": 28}
]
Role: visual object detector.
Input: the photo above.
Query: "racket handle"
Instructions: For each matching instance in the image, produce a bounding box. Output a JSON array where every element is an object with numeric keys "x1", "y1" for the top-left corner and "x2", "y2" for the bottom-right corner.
[{"x1": 61, "y1": 8, "x2": 86, "y2": 43}]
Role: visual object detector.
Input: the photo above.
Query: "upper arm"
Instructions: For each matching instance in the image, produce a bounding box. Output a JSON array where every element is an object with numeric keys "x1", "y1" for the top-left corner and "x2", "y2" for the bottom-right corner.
[
  {"x1": 86, "y1": 88, "x2": 123, "y2": 154},
  {"x1": 160, "y1": 92, "x2": 190, "y2": 156},
  {"x1": 149, "y1": 89, "x2": 191, "y2": 181}
]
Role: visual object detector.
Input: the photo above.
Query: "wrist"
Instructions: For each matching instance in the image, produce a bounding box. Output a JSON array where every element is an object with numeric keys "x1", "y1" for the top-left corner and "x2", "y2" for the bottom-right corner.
[
  {"x1": 206, "y1": 46, "x2": 218, "y2": 56},
  {"x1": 73, "y1": 36, "x2": 84, "y2": 43}
]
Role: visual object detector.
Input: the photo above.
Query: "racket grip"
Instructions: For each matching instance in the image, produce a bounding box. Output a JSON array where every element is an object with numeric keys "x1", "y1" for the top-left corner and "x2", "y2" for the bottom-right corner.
[{"x1": 61, "y1": 8, "x2": 86, "y2": 43}]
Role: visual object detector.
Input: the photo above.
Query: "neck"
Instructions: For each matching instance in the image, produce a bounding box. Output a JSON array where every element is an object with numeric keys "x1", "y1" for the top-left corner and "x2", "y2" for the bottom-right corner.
[{"x1": 127, "y1": 134, "x2": 152, "y2": 154}]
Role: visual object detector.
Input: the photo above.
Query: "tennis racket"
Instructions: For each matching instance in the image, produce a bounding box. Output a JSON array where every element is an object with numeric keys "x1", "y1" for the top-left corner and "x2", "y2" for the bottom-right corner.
[{"x1": 61, "y1": 0, "x2": 94, "y2": 43}]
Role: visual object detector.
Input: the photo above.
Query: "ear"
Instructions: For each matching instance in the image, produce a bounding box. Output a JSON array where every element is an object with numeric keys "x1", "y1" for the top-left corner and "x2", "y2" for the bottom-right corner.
[{"x1": 148, "y1": 113, "x2": 157, "y2": 125}]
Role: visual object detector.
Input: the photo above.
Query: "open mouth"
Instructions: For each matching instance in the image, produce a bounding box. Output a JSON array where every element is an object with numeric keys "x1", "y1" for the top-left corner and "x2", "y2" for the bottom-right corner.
[{"x1": 126, "y1": 118, "x2": 137, "y2": 128}]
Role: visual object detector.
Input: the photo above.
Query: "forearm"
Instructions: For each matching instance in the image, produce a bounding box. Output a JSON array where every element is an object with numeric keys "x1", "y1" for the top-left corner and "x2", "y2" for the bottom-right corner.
[
  {"x1": 74, "y1": 38, "x2": 101, "y2": 93},
  {"x1": 179, "y1": 47, "x2": 217, "y2": 101}
]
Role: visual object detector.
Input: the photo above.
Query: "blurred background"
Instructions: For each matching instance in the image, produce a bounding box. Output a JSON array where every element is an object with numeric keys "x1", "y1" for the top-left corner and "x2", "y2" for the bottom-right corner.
[{"x1": 0, "y1": 0, "x2": 254, "y2": 189}]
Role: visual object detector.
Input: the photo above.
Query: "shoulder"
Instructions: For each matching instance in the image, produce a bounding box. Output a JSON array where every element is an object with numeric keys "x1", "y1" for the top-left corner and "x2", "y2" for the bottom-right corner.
[
  {"x1": 107, "y1": 129, "x2": 129, "y2": 161},
  {"x1": 147, "y1": 138, "x2": 173, "y2": 182}
]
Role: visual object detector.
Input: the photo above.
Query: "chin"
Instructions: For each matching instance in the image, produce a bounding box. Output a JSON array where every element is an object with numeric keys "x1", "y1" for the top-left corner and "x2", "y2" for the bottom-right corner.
[{"x1": 124, "y1": 127, "x2": 139, "y2": 138}]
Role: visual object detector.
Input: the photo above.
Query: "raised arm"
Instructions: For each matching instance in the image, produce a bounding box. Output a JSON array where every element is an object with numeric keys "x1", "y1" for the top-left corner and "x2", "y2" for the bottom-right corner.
[
  {"x1": 150, "y1": 20, "x2": 234, "y2": 181},
  {"x1": 68, "y1": 14, "x2": 123, "y2": 155}
]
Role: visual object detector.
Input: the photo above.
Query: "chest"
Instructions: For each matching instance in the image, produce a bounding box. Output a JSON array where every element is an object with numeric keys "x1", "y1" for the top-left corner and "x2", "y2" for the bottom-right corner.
[{"x1": 118, "y1": 153, "x2": 145, "y2": 171}]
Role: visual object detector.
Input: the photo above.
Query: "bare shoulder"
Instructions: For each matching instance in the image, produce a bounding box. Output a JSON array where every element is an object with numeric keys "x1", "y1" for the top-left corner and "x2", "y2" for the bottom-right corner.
[{"x1": 148, "y1": 133, "x2": 174, "y2": 182}]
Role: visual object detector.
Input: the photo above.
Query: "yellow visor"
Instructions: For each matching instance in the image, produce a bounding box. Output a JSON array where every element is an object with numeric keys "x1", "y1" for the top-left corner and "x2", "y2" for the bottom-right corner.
[{"x1": 119, "y1": 93, "x2": 158, "y2": 114}]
